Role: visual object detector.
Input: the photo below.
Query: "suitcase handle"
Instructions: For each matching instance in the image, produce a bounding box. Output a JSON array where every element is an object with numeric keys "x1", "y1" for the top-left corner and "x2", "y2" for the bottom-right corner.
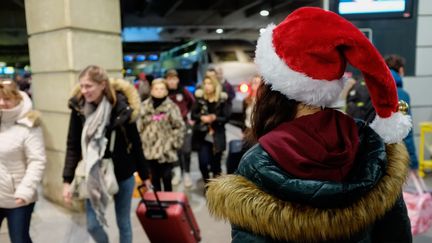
[
  {"x1": 136, "y1": 185, "x2": 201, "y2": 242},
  {"x1": 137, "y1": 184, "x2": 168, "y2": 219},
  {"x1": 137, "y1": 184, "x2": 164, "y2": 206}
]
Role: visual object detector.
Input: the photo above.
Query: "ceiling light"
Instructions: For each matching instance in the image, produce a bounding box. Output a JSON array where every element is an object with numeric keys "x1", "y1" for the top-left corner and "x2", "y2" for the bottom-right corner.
[
  {"x1": 260, "y1": 10, "x2": 270, "y2": 17},
  {"x1": 216, "y1": 28, "x2": 224, "y2": 34}
]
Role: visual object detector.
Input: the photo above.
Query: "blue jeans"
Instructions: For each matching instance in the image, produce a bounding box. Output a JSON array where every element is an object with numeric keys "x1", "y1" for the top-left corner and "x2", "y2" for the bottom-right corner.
[
  {"x1": 0, "y1": 203, "x2": 35, "y2": 243},
  {"x1": 86, "y1": 175, "x2": 135, "y2": 243}
]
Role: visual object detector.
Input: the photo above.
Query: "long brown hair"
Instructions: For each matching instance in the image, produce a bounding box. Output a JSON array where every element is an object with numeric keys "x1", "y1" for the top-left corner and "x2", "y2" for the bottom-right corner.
[
  {"x1": 244, "y1": 75, "x2": 262, "y2": 107},
  {"x1": 77, "y1": 65, "x2": 116, "y2": 104},
  {"x1": 244, "y1": 82, "x2": 298, "y2": 145}
]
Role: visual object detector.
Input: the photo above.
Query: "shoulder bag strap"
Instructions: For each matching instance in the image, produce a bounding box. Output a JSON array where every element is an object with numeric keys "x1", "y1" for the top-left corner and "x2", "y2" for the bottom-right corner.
[{"x1": 109, "y1": 130, "x2": 116, "y2": 154}]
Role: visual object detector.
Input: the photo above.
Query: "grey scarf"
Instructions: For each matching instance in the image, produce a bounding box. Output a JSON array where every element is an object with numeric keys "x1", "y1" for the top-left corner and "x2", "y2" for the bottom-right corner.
[{"x1": 81, "y1": 97, "x2": 112, "y2": 225}]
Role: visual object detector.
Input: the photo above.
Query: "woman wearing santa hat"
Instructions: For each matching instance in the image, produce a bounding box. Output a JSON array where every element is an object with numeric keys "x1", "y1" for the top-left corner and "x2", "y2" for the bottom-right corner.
[{"x1": 206, "y1": 7, "x2": 412, "y2": 243}]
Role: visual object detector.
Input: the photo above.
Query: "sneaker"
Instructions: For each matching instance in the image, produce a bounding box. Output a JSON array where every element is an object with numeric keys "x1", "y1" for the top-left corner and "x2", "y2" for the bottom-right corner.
[
  {"x1": 171, "y1": 167, "x2": 182, "y2": 185},
  {"x1": 184, "y1": 174, "x2": 193, "y2": 188},
  {"x1": 172, "y1": 174, "x2": 181, "y2": 186}
]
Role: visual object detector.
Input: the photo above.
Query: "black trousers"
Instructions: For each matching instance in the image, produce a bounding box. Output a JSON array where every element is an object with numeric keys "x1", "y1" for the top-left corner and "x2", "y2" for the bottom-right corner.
[
  {"x1": 198, "y1": 141, "x2": 222, "y2": 181},
  {"x1": 178, "y1": 126, "x2": 193, "y2": 173},
  {"x1": 149, "y1": 160, "x2": 174, "y2": 191}
]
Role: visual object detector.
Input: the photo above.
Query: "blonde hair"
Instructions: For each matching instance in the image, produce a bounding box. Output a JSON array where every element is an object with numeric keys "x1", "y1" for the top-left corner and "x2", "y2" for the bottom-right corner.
[
  {"x1": 78, "y1": 65, "x2": 116, "y2": 104},
  {"x1": 202, "y1": 75, "x2": 222, "y2": 102},
  {"x1": 0, "y1": 80, "x2": 22, "y2": 102},
  {"x1": 151, "y1": 78, "x2": 168, "y2": 89}
]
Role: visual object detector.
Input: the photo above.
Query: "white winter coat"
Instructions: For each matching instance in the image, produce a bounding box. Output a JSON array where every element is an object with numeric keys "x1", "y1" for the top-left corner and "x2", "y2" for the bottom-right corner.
[{"x1": 0, "y1": 92, "x2": 46, "y2": 208}]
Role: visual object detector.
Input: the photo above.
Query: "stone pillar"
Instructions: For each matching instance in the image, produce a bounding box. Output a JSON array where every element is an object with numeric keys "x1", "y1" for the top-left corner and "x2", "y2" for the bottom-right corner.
[{"x1": 24, "y1": 0, "x2": 123, "y2": 209}]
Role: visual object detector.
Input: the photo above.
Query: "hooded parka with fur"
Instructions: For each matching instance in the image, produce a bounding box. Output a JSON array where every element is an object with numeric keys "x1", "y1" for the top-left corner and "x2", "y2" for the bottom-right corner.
[
  {"x1": 0, "y1": 92, "x2": 46, "y2": 208},
  {"x1": 191, "y1": 90, "x2": 231, "y2": 153},
  {"x1": 207, "y1": 121, "x2": 412, "y2": 243},
  {"x1": 62, "y1": 79, "x2": 149, "y2": 183}
]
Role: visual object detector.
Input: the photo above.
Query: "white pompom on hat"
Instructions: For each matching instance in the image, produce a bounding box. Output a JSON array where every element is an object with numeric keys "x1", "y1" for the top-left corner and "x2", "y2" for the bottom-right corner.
[{"x1": 255, "y1": 7, "x2": 411, "y2": 144}]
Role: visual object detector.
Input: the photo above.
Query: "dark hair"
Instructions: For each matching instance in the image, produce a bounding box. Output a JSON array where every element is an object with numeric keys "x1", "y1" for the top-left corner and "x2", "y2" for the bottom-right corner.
[
  {"x1": 244, "y1": 75, "x2": 262, "y2": 107},
  {"x1": 165, "y1": 69, "x2": 178, "y2": 78},
  {"x1": 206, "y1": 67, "x2": 217, "y2": 73},
  {"x1": 385, "y1": 54, "x2": 405, "y2": 72},
  {"x1": 244, "y1": 82, "x2": 298, "y2": 145}
]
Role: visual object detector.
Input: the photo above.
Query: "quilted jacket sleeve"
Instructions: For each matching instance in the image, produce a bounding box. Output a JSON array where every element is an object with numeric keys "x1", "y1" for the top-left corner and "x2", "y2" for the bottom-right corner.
[{"x1": 15, "y1": 127, "x2": 47, "y2": 202}]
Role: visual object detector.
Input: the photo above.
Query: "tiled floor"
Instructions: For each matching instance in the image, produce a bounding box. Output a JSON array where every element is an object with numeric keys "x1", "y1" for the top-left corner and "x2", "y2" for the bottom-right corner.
[
  {"x1": 0, "y1": 155, "x2": 232, "y2": 243},
  {"x1": 0, "y1": 124, "x2": 244, "y2": 243}
]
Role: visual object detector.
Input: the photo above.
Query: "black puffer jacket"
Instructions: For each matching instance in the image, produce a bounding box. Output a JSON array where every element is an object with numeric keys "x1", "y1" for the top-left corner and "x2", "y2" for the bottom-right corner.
[
  {"x1": 207, "y1": 122, "x2": 412, "y2": 243},
  {"x1": 63, "y1": 79, "x2": 149, "y2": 183}
]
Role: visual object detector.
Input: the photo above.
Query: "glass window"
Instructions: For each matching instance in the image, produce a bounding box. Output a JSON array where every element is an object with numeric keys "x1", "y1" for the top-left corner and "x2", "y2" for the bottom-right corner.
[{"x1": 214, "y1": 51, "x2": 238, "y2": 61}]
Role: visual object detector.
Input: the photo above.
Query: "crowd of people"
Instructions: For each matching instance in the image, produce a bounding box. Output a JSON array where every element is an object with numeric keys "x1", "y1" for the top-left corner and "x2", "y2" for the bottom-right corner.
[
  {"x1": 0, "y1": 61, "x2": 244, "y2": 243},
  {"x1": 0, "y1": 6, "x2": 423, "y2": 243}
]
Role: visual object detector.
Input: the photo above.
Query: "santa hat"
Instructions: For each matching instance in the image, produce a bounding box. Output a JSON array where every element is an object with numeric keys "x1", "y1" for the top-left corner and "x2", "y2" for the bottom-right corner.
[{"x1": 255, "y1": 7, "x2": 411, "y2": 144}]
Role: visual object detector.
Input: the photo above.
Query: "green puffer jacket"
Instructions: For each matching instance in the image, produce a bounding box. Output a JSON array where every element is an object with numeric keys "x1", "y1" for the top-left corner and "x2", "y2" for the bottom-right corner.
[{"x1": 206, "y1": 123, "x2": 412, "y2": 243}]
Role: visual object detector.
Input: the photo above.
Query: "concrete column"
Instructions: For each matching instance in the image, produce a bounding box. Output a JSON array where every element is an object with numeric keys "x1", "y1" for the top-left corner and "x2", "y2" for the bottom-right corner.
[{"x1": 24, "y1": 0, "x2": 123, "y2": 210}]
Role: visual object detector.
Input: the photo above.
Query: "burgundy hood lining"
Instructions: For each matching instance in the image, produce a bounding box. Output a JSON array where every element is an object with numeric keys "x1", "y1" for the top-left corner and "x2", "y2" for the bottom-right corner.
[{"x1": 259, "y1": 109, "x2": 359, "y2": 182}]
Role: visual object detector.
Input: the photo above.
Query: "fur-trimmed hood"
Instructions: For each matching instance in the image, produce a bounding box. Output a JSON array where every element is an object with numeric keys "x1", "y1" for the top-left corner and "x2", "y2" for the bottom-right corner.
[
  {"x1": 0, "y1": 91, "x2": 41, "y2": 128},
  {"x1": 0, "y1": 91, "x2": 46, "y2": 209},
  {"x1": 69, "y1": 78, "x2": 140, "y2": 122},
  {"x1": 206, "y1": 143, "x2": 409, "y2": 242},
  {"x1": 17, "y1": 110, "x2": 41, "y2": 128}
]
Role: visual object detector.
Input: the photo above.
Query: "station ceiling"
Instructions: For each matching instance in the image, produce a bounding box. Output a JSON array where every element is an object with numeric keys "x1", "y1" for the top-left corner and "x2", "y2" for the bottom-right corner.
[
  {"x1": 0, "y1": 0, "x2": 322, "y2": 64},
  {"x1": 121, "y1": 0, "x2": 322, "y2": 42}
]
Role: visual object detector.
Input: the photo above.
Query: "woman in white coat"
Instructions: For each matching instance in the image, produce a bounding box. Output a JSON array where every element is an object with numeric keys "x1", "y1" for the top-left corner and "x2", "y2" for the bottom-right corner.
[{"x1": 0, "y1": 80, "x2": 46, "y2": 243}]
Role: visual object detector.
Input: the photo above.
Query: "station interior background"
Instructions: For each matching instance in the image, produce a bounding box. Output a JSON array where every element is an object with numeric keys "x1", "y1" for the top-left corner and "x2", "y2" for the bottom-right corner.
[{"x1": 1, "y1": 0, "x2": 432, "y2": 242}]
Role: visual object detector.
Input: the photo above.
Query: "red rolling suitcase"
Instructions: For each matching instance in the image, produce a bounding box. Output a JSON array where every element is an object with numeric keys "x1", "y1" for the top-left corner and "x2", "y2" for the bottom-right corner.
[{"x1": 136, "y1": 185, "x2": 201, "y2": 243}]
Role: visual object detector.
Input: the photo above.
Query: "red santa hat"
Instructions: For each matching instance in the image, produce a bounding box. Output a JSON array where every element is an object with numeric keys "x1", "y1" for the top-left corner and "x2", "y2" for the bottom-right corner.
[{"x1": 255, "y1": 7, "x2": 411, "y2": 144}]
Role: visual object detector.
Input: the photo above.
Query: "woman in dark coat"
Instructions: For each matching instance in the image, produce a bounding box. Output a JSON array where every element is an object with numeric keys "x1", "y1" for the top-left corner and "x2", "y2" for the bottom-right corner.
[
  {"x1": 62, "y1": 65, "x2": 151, "y2": 243},
  {"x1": 206, "y1": 7, "x2": 412, "y2": 243},
  {"x1": 191, "y1": 75, "x2": 231, "y2": 182}
]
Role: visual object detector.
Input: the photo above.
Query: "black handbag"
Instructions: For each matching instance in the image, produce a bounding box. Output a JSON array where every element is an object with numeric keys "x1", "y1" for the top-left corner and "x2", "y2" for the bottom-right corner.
[
  {"x1": 194, "y1": 101, "x2": 210, "y2": 133},
  {"x1": 196, "y1": 122, "x2": 209, "y2": 133}
]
